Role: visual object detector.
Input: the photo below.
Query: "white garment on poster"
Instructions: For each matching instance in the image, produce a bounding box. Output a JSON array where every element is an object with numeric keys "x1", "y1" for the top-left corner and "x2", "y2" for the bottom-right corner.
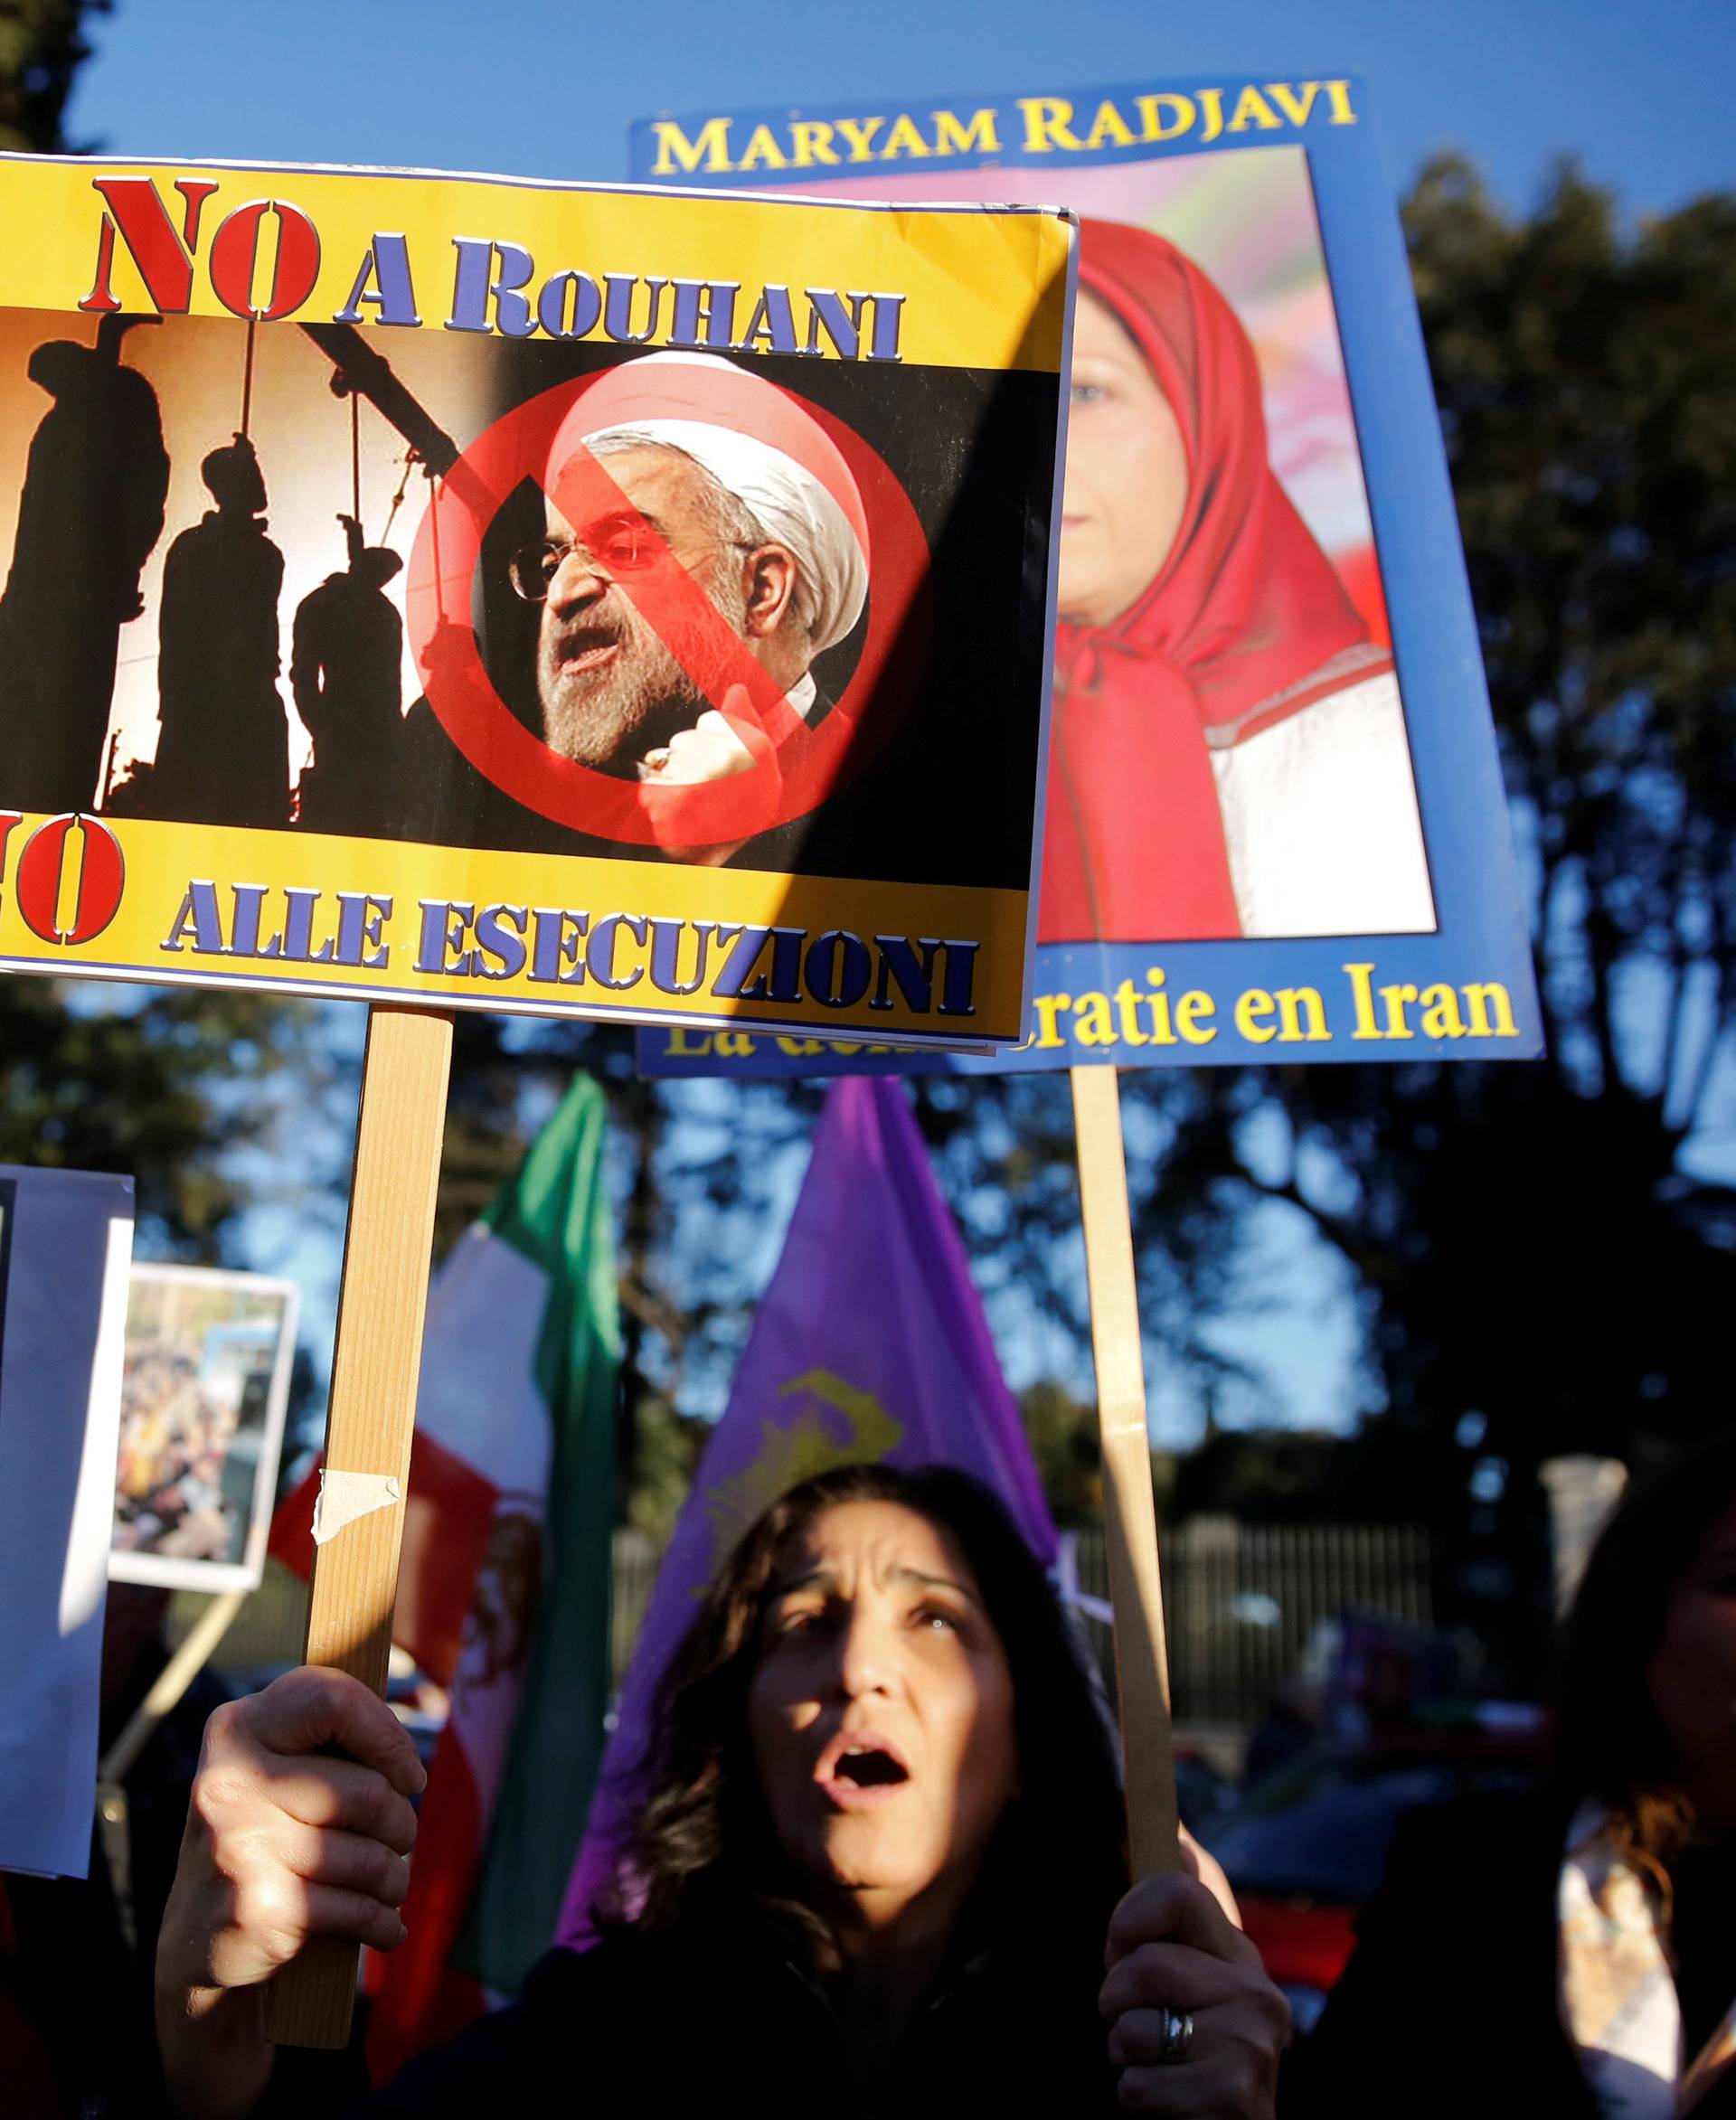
[
  {"x1": 0, "y1": 1165, "x2": 135, "y2": 1880},
  {"x1": 1211, "y1": 670, "x2": 1438, "y2": 939}
]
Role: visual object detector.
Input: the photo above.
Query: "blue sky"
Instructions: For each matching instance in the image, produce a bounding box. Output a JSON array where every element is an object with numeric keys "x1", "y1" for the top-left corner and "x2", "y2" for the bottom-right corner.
[
  {"x1": 72, "y1": 0, "x2": 1735, "y2": 216},
  {"x1": 62, "y1": 0, "x2": 1736, "y2": 1445}
]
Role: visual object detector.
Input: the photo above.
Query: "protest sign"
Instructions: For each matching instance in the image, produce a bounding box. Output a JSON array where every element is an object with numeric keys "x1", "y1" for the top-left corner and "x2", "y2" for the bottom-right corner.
[
  {"x1": 108, "y1": 1263, "x2": 297, "y2": 1594},
  {"x1": 626, "y1": 75, "x2": 1544, "y2": 1887},
  {"x1": 0, "y1": 1166, "x2": 134, "y2": 1880},
  {"x1": 0, "y1": 154, "x2": 1068, "y2": 2036},
  {"x1": 632, "y1": 71, "x2": 1540, "y2": 1079},
  {"x1": 0, "y1": 153, "x2": 1071, "y2": 1048}
]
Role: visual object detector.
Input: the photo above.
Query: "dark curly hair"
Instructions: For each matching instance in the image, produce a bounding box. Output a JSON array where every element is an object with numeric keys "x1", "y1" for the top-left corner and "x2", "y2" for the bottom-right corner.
[
  {"x1": 1552, "y1": 1433, "x2": 1736, "y2": 1893},
  {"x1": 600, "y1": 1464, "x2": 1127, "y2": 1972}
]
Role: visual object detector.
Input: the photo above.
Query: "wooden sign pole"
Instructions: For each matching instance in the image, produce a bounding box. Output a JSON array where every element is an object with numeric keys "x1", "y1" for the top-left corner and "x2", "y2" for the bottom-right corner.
[
  {"x1": 265, "y1": 1003, "x2": 453, "y2": 2049},
  {"x1": 1070, "y1": 1063, "x2": 1182, "y2": 1880}
]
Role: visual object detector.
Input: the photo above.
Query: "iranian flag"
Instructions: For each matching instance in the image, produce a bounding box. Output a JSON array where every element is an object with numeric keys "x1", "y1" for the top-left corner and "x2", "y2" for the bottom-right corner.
[{"x1": 271, "y1": 1074, "x2": 619, "y2": 2078}]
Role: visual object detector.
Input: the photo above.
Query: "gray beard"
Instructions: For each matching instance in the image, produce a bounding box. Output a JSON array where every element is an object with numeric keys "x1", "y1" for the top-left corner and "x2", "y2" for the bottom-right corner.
[{"x1": 536, "y1": 578, "x2": 748, "y2": 775}]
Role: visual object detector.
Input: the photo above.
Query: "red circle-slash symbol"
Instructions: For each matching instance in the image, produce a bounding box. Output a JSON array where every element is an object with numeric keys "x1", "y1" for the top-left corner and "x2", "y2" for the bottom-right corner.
[{"x1": 404, "y1": 362, "x2": 933, "y2": 852}]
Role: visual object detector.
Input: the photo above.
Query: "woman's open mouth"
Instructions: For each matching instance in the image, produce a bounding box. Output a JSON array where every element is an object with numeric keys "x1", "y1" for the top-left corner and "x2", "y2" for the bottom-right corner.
[{"x1": 815, "y1": 1732, "x2": 912, "y2": 1807}]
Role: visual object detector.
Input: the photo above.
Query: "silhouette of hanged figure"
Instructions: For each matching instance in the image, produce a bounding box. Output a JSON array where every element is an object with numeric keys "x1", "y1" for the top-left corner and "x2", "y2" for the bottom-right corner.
[
  {"x1": 290, "y1": 514, "x2": 404, "y2": 835},
  {"x1": 0, "y1": 314, "x2": 169, "y2": 813},
  {"x1": 154, "y1": 433, "x2": 290, "y2": 829}
]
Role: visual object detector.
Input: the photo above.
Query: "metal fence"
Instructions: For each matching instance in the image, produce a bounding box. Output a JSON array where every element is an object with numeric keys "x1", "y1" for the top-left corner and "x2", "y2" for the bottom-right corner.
[
  {"x1": 178, "y1": 1516, "x2": 1430, "y2": 1731},
  {"x1": 1064, "y1": 1517, "x2": 1432, "y2": 1726}
]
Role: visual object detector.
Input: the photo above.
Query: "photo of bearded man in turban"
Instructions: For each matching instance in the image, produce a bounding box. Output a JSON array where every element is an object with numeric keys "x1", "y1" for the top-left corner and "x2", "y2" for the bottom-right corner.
[{"x1": 502, "y1": 350, "x2": 870, "y2": 866}]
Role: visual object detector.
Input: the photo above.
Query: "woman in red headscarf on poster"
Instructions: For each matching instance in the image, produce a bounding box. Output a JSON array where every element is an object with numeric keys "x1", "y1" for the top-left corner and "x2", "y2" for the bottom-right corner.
[{"x1": 1041, "y1": 218, "x2": 1436, "y2": 945}]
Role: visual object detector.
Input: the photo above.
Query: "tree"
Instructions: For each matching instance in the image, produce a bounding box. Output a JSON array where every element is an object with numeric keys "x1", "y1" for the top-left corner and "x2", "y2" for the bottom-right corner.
[
  {"x1": 1231, "y1": 159, "x2": 1736, "y2": 1472},
  {"x1": 0, "y1": 978, "x2": 329, "y2": 1258},
  {"x1": 1018, "y1": 1379, "x2": 1103, "y2": 1526},
  {"x1": 0, "y1": 0, "x2": 108, "y2": 154}
]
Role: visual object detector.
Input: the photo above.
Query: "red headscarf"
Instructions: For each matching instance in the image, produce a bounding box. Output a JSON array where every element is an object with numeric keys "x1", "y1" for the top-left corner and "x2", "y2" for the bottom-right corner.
[{"x1": 1040, "y1": 219, "x2": 1391, "y2": 944}]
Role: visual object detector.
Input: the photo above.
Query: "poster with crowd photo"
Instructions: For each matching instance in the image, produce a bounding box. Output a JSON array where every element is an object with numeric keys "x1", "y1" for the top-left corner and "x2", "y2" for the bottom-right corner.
[
  {"x1": 108, "y1": 1264, "x2": 297, "y2": 1594},
  {"x1": 0, "y1": 157, "x2": 1075, "y2": 1049},
  {"x1": 633, "y1": 74, "x2": 1542, "y2": 1079}
]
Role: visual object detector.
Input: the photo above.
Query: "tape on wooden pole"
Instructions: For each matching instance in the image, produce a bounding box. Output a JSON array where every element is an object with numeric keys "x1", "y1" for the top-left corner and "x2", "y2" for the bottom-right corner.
[
  {"x1": 1070, "y1": 1063, "x2": 1181, "y2": 1880},
  {"x1": 264, "y1": 1003, "x2": 452, "y2": 2050}
]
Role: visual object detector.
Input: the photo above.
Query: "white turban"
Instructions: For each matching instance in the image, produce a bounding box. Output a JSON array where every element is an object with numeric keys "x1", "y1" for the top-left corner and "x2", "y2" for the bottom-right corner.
[{"x1": 554, "y1": 353, "x2": 870, "y2": 656}]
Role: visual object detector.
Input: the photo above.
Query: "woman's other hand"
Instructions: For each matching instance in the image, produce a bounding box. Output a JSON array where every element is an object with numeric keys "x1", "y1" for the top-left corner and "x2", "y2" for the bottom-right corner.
[
  {"x1": 1100, "y1": 1871, "x2": 1290, "y2": 2115},
  {"x1": 155, "y1": 1667, "x2": 426, "y2": 2120}
]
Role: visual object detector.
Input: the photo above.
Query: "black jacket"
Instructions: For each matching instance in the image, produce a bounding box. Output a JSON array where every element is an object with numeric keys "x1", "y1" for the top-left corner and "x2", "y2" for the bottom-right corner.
[{"x1": 281, "y1": 1914, "x2": 1119, "y2": 2120}]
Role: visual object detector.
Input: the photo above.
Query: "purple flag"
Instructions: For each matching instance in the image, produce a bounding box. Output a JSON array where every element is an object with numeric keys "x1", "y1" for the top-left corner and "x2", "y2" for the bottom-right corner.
[{"x1": 554, "y1": 1075, "x2": 1055, "y2": 1945}]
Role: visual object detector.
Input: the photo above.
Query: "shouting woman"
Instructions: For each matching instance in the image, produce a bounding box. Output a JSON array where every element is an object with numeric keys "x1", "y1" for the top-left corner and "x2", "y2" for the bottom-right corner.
[{"x1": 156, "y1": 1466, "x2": 1289, "y2": 2116}]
